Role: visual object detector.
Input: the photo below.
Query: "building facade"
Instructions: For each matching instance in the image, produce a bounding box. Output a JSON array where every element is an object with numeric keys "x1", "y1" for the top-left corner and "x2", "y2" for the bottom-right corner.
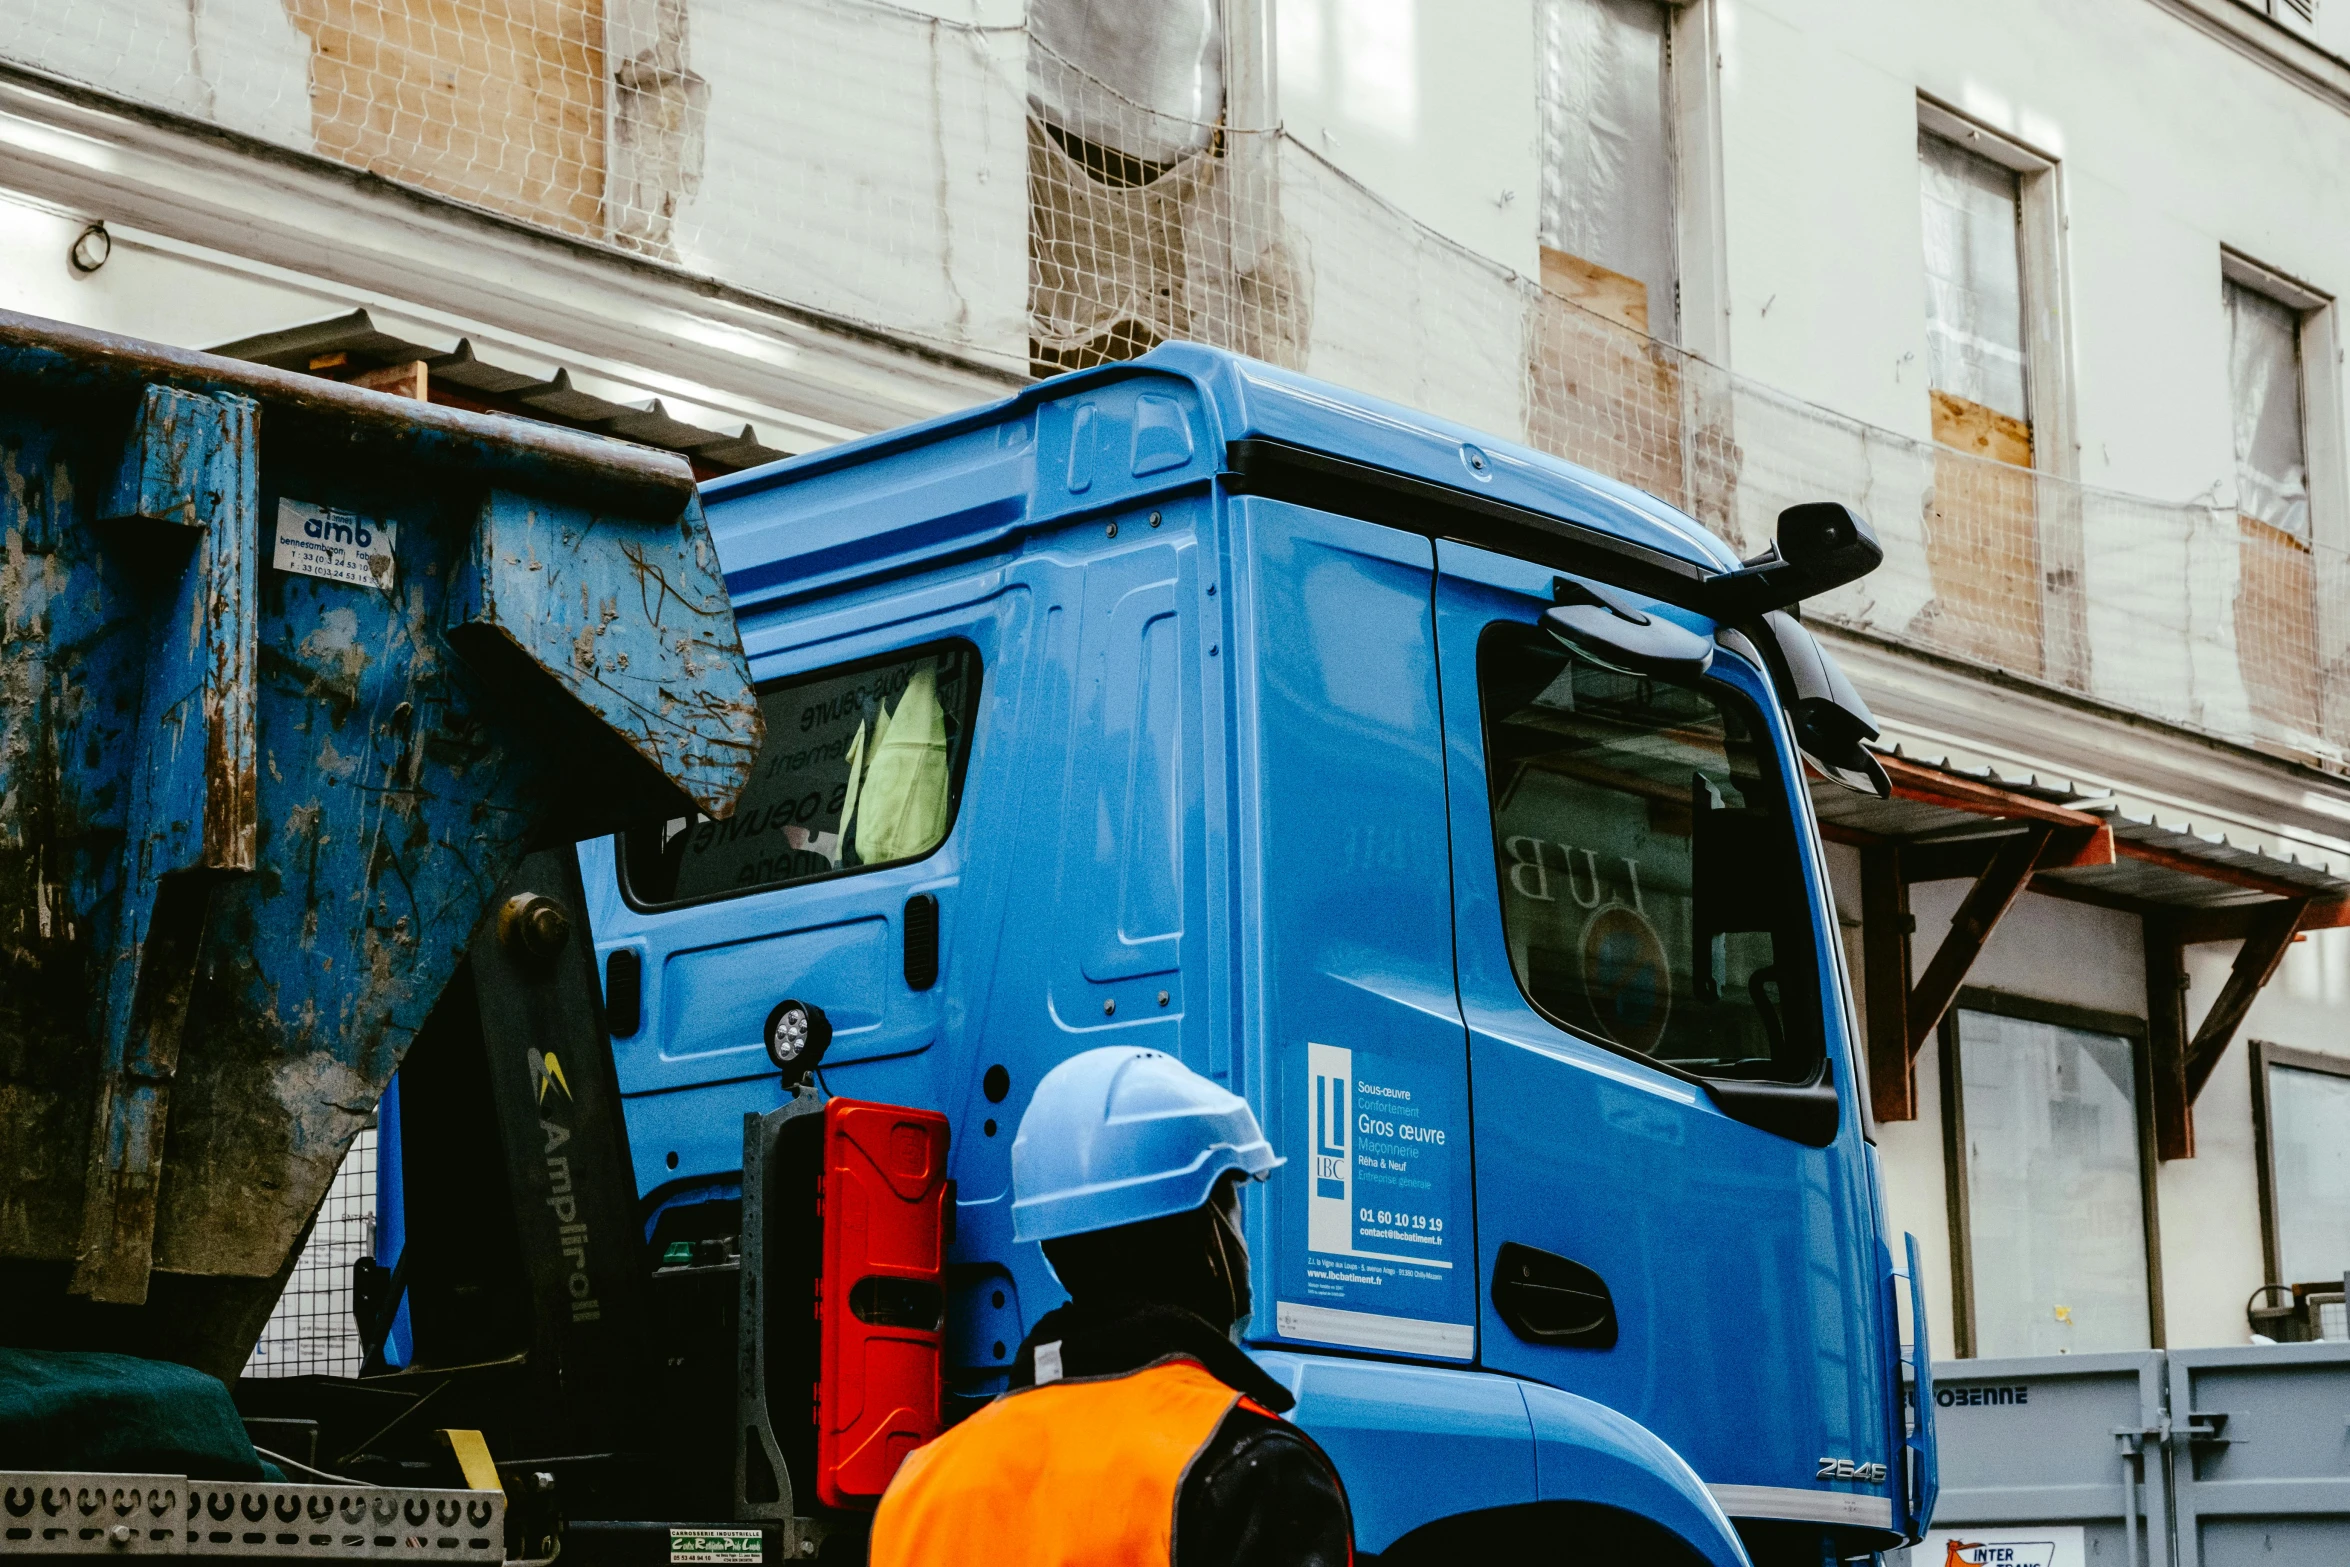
[{"x1": 5, "y1": 0, "x2": 2347, "y2": 1372}]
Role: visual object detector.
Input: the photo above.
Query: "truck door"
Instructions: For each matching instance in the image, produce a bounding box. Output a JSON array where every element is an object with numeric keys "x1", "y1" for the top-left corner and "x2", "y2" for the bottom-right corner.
[
  {"x1": 1232, "y1": 498, "x2": 1482, "y2": 1365},
  {"x1": 1432, "y1": 539, "x2": 1893, "y2": 1534}
]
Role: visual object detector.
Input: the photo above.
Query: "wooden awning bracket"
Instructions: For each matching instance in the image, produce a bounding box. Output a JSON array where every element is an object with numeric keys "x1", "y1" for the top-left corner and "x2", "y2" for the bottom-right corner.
[
  {"x1": 1863, "y1": 824, "x2": 2056, "y2": 1122},
  {"x1": 1837, "y1": 751, "x2": 2344, "y2": 1135},
  {"x1": 2148, "y1": 896, "x2": 2313, "y2": 1160}
]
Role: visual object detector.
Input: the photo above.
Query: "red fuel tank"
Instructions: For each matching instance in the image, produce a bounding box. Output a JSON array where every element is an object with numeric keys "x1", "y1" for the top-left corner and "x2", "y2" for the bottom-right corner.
[{"x1": 816, "y1": 1098, "x2": 950, "y2": 1508}]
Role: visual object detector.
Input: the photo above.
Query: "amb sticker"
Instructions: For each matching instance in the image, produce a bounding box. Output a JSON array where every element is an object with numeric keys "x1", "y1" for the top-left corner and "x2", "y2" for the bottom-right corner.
[{"x1": 273, "y1": 498, "x2": 397, "y2": 591}]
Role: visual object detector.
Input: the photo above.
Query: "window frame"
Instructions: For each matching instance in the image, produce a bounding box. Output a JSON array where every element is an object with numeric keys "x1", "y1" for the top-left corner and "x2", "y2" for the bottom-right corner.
[
  {"x1": 2248, "y1": 1036, "x2": 2350, "y2": 1290},
  {"x1": 1917, "y1": 97, "x2": 2076, "y2": 485},
  {"x1": 2220, "y1": 250, "x2": 2344, "y2": 551},
  {"x1": 614, "y1": 635, "x2": 984, "y2": 914},
  {"x1": 1534, "y1": 0, "x2": 1681, "y2": 342},
  {"x1": 1938, "y1": 986, "x2": 2166, "y2": 1359},
  {"x1": 1473, "y1": 620, "x2": 1831, "y2": 1094}
]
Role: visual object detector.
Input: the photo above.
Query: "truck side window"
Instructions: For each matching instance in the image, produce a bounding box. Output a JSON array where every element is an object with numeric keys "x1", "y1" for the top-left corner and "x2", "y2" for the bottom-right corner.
[
  {"x1": 1479, "y1": 624, "x2": 1821, "y2": 1084},
  {"x1": 619, "y1": 641, "x2": 981, "y2": 909}
]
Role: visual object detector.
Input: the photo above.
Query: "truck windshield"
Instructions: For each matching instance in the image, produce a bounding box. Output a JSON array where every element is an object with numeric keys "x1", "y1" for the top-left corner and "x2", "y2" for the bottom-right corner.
[
  {"x1": 620, "y1": 641, "x2": 980, "y2": 908},
  {"x1": 1478, "y1": 624, "x2": 1822, "y2": 1084}
]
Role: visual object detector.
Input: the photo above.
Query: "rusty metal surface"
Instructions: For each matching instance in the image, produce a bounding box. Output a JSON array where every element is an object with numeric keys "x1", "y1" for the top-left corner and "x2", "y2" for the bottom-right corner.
[{"x1": 0, "y1": 308, "x2": 759, "y2": 1358}]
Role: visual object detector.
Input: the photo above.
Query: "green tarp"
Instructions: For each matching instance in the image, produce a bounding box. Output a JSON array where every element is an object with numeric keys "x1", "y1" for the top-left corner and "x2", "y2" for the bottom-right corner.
[{"x1": 0, "y1": 1348, "x2": 267, "y2": 1479}]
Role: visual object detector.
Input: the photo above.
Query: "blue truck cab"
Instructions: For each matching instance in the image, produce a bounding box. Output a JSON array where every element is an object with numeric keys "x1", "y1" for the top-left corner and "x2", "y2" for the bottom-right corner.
[{"x1": 580, "y1": 346, "x2": 1938, "y2": 1564}]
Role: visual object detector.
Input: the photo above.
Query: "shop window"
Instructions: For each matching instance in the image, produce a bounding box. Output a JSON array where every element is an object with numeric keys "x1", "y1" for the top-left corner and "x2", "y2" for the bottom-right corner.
[
  {"x1": 1534, "y1": 0, "x2": 1676, "y2": 340},
  {"x1": 2252, "y1": 1041, "x2": 2350, "y2": 1295},
  {"x1": 1944, "y1": 997, "x2": 2158, "y2": 1358}
]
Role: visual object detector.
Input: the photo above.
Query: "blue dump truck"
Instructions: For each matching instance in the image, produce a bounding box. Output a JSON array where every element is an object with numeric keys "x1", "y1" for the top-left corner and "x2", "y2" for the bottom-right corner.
[{"x1": 3, "y1": 325, "x2": 1935, "y2": 1567}]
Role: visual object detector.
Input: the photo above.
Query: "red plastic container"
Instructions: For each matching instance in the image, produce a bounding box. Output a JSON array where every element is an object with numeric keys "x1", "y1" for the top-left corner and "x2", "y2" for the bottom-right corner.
[{"x1": 815, "y1": 1097, "x2": 950, "y2": 1507}]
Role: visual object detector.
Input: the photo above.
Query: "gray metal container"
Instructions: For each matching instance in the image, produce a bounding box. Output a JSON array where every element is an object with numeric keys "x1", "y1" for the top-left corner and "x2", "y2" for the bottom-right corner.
[{"x1": 1915, "y1": 1344, "x2": 2350, "y2": 1566}]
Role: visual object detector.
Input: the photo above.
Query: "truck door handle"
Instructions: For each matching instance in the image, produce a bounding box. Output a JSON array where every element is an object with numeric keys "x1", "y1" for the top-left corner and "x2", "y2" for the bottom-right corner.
[{"x1": 1493, "y1": 1242, "x2": 1618, "y2": 1349}]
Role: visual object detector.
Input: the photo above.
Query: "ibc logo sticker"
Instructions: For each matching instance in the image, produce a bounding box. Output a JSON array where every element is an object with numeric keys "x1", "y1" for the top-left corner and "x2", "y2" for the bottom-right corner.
[
  {"x1": 1281, "y1": 1039, "x2": 1473, "y2": 1360},
  {"x1": 1306, "y1": 1042, "x2": 1353, "y2": 1255}
]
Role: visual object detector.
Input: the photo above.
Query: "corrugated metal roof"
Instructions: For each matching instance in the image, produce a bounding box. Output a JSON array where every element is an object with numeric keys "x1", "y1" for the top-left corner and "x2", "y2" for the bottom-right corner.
[
  {"x1": 1810, "y1": 745, "x2": 2350, "y2": 909},
  {"x1": 1809, "y1": 785, "x2": 2009, "y2": 845},
  {"x1": 2049, "y1": 810, "x2": 2350, "y2": 907},
  {"x1": 209, "y1": 310, "x2": 789, "y2": 471}
]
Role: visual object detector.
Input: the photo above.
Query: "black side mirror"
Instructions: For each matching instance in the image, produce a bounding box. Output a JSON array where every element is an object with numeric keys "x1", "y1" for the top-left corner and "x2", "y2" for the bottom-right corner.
[
  {"x1": 1542, "y1": 576, "x2": 1714, "y2": 681},
  {"x1": 1721, "y1": 614, "x2": 1890, "y2": 798},
  {"x1": 1700, "y1": 502, "x2": 1884, "y2": 618}
]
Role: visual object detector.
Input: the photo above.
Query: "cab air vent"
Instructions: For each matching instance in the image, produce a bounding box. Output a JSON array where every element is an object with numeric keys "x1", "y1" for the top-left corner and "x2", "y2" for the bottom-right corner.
[{"x1": 904, "y1": 894, "x2": 939, "y2": 991}]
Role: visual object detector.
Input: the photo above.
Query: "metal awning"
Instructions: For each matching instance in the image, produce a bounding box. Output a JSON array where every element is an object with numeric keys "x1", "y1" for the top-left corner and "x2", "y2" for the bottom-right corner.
[
  {"x1": 1811, "y1": 747, "x2": 2350, "y2": 917},
  {"x1": 209, "y1": 311, "x2": 789, "y2": 475},
  {"x1": 1812, "y1": 746, "x2": 2347, "y2": 1160}
]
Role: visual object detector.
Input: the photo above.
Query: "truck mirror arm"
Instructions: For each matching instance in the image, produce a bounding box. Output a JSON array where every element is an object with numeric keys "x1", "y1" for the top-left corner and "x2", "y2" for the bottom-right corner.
[{"x1": 1696, "y1": 502, "x2": 1885, "y2": 620}]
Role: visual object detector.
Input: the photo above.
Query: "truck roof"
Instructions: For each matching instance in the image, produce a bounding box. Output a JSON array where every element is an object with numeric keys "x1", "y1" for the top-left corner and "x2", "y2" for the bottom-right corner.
[{"x1": 701, "y1": 342, "x2": 1743, "y2": 607}]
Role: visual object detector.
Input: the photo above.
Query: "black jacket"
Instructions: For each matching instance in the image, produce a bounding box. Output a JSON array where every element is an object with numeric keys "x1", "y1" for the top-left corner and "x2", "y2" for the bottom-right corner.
[{"x1": 1005, "y1": 1302, "x2": 1353, "y2": 1567}]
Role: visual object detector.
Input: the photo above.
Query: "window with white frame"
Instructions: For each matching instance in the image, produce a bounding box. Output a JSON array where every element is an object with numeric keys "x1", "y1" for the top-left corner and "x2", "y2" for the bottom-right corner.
[
  {"x1": 2255, "y1": 1042, "x2": 2350, "y2": 1292},
  {"x1": 1920, "y1": 131, "x2": 2032, "y2": 467},
  {"x1": 2226, "y1": 277, "x2": 2313, "y2": 540},
  {"x1": 1947, "y1": 1001, "x2": 2156, "y2": 1358},
  {"x1": 1535, "y1": 0, "x2": 1676, "y2": 340}
]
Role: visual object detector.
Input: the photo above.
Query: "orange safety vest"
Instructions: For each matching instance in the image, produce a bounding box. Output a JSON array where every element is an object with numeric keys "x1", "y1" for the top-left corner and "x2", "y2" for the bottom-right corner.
[{"x1": 869, "y1": 1357, "x2": 1253, "y2": 1567}]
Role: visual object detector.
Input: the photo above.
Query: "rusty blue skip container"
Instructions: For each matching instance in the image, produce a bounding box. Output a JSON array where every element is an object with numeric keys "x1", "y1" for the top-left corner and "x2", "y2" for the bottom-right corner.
[{"x1": 0, "y1": 309, "x2": 759, "y2": 1371}]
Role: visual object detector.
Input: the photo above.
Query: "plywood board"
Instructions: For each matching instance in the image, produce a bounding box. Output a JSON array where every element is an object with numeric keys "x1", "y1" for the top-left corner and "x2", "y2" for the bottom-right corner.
[
  {"x1": 1931, "y1": 388, "x2": 2033, "y2": 469},
  {"x1": 349, "y1": 361, "x2": 429, "y2": 400},
  {"x1": 1925, "y1": 444, "x2": 2045, "y2": 677},
  {"x1": 2235, "y1": 513, "x2": 2323, "y2": 741},
  {"x1": 288, "y1": 0, "x2": 608, "y2": 239},
  {"x1": 1540, "y1": 246, "x2": 1649, "y2": 335}
]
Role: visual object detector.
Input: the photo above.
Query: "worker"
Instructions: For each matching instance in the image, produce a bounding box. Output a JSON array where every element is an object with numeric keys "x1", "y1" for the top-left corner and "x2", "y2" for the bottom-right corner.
[{"x1": 870, "y1": 1046, "x2": 1353, "y2": 1567}]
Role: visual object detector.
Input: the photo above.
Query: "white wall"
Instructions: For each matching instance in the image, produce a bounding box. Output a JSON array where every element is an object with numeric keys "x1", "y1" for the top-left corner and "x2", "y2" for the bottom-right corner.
[
  {"x1": 674, "y1": 0, "x2": 1029, "y2": 364},
  {"x1": 1699, "y1": 0, "x2": 2350, "y2": 1357},
  {"x1": 0, "y1": 199, "x2": 336, "y2": 352},
  {"x1": 1275, "y1": 0, "x2": 1542, "y2": 276},
  {"x1": 0, "y1": 0, "x2": 312, "y2": 148},
  {"x1": 1713, "y1": 0, "x2": 2350, "y2": 510}
]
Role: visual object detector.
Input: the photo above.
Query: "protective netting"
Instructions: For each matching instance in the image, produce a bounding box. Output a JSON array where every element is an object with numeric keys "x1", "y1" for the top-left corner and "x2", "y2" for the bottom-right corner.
[
  {"x1": 243, "y1": 1126, "x2": 375, "y2": 1379},
  {"x1": 5, "y1": 0, "x2": 2347, "y2": 765}
]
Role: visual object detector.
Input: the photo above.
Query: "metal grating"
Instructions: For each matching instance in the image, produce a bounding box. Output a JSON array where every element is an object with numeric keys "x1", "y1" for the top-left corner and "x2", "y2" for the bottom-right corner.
[{"x1": 243, "y1": 1128, "x2": 375, "y2": 1381}]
